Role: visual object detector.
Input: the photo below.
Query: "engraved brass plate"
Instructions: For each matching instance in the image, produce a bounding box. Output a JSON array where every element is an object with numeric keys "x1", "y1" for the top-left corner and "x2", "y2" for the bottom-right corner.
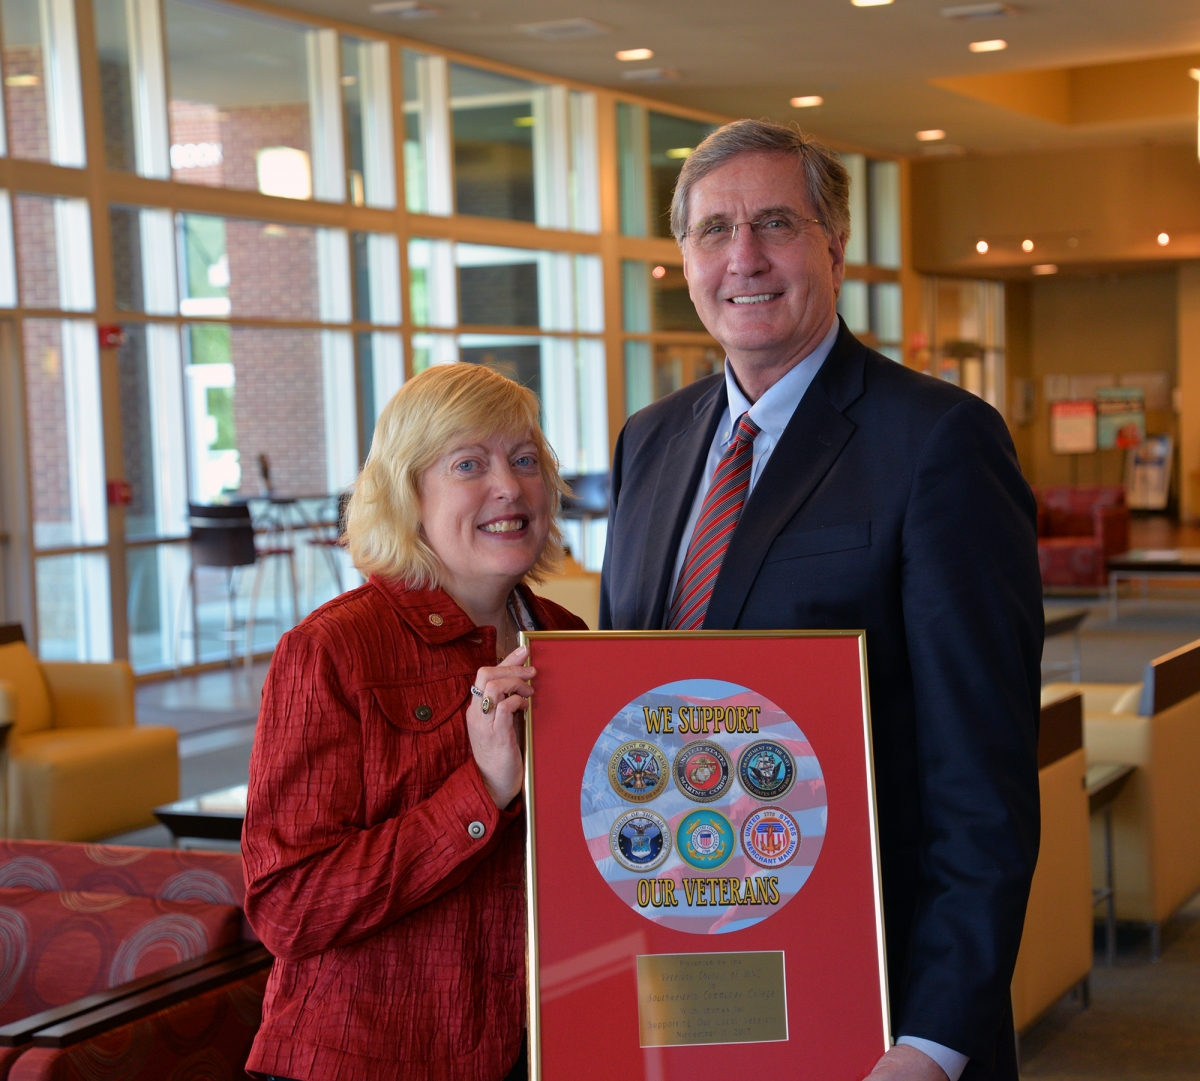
[{"x1": 636, "y1": 951, "x2": 787, "y2": 1047}]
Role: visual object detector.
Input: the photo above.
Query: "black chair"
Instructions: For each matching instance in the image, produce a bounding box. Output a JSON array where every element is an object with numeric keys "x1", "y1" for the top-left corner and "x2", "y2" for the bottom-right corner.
[
  {"x1": 560, "y1": 473, "x2": 610, "y2": 568},
  {"x1": 174, "y1": 503, "x2": 298, "y2": 671},
  {"x1": 0, "y1": 624, "x2": 25, "y2": 646}
]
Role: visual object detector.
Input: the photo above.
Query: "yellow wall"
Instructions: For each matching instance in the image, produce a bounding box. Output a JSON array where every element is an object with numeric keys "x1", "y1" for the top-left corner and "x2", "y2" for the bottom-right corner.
[{"x1": 1011, "y1": 271, "x2": 1178, "y2": 488}]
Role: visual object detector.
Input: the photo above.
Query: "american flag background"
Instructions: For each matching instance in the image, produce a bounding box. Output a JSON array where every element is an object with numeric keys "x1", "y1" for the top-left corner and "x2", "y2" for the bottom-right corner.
[{"x1": 580, "y1": 679, "x2": 827, "y2": 934}]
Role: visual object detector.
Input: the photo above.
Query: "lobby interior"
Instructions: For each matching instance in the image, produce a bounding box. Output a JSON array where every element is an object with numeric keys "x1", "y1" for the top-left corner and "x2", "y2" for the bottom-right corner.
[{"x1": 1, "y1": 0, "x2": 1200, "y2": 1077}]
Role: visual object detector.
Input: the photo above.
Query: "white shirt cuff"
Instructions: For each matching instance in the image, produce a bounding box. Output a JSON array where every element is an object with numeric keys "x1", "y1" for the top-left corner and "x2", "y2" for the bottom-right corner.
[{"x1": 896, "y1": 1036, "x2": 969, "y2": 1081}]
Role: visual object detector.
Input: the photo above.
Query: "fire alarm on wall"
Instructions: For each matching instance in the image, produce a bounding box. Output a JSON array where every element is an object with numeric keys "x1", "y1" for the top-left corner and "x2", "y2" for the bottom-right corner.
[{"x1": 98, "y1": 324, "x2": 125, "y2": 349}]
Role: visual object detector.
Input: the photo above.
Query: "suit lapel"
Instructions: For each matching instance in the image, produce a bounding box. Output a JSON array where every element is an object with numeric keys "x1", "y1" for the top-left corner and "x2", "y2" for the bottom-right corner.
[
  {"x1": 637, "y1": 381, "x2": 728, "y2": 628},
  {"x1": 703, "y1": 327, "x2": 866, "y2": 629}
]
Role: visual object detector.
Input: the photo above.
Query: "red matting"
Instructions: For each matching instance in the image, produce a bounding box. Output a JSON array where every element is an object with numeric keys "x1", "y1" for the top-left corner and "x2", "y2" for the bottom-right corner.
[{"x1": 523, "y1": 632, "x2": 888, "y2": 1081}]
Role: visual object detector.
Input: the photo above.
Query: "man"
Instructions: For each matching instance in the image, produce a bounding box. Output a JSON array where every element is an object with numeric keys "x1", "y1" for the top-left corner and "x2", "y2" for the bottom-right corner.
[{"x1": 600, "y1": 120, "x2": 1042, "y2": 1081}]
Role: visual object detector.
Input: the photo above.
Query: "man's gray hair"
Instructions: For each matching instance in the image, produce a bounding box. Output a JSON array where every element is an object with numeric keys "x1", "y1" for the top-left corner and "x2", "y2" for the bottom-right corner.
[{"x1": 669, "y1": 119, "x2": 851, "y2": 244}]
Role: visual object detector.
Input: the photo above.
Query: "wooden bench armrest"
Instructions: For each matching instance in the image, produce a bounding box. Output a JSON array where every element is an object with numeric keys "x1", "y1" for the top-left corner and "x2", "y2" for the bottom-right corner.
[
  {"x1": 0, "y1": 942, "x2": 263, "y2": 1047},
  {"x1": 31, "y1": 946, "x2": 272, "y2": 1048}
]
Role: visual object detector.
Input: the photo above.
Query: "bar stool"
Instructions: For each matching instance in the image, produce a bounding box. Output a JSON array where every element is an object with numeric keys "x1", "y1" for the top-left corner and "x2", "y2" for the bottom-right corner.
[
  {"x1": 304, "y1": 491, "x2": 351, "y2": 608},
  {"x1": 173, "y1": 503, "x2": 299, "y2": 671}
]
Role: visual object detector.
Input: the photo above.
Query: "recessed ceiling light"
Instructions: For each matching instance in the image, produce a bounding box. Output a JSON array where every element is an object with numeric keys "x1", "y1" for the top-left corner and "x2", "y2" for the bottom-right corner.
[
  {"x1": 1032, "y1": 263, "x2": 1058, "y2": 275},
  {"x1": 519, "y1": 17, "x2": 611, "y2": 41},
  {"x1": 976, "y1": 240, "x2": 989, "y2": 253},
  {"x1": 620, "y1": 67, "x2": 678, "y2": 83},
  {"x1": 791, "y1": 95, "x2": 824, "y2": 108},
  {"x1": 1021, "y1": 239, "x2": 1034, "y2": 252},
  {"x1": 969, "y1": 38, "x2": 1008, "y2": 52},
  {"x1": 3, "y1": 74, "x2": 39, "y2": 87},
  {"x1": 370, "y1": 0, "x2": 439, "y2": 15},
  {"x1": 616, "y1": 47, "x2": 653, "y2": 61},
  {"x1": 652, "y1": 265, "x2": 667, "y2": 279},
  {"x1": 941, "y1": 3, "x2": 1016, "y2": 18},
  {"x1": 1158, "y1": 233, "x2": 1171, "y2": 246},
  {"x1": 916, "y1": 129, "x2": 945, "y2": 141},
  {"x1": 851, "y1": 0, "x2": 894, "y2": 6}
]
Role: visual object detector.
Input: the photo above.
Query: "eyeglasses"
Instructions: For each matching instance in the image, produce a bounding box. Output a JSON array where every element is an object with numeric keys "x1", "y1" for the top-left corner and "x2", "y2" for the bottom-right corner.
[{"x1": 683, "y1": 212, "x2": 826, "y2": 253}]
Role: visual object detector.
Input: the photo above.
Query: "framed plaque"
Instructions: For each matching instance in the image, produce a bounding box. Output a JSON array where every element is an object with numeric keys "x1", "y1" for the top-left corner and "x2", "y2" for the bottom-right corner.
[{"x1": 521, "y1": 631, "x2": 889, "y2": 1081}]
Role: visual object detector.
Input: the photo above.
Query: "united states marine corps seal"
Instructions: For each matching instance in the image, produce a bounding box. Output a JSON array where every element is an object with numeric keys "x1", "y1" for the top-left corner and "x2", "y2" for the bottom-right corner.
[
  {"x1": 609, "y1": 809, "x2": 671, "y2": 872},
  {"x1": 608, "y1": 740, "x2": 669, "y2": 803},
  {"x1": 737, "y1": 740, "x2": 797, "y2": 801},
  {"x1": 672, "y1": 740, "x2": 732, "y2": 802},
  {"x1": 741, "y1": 807, "x2": 801, "y2": 869}
]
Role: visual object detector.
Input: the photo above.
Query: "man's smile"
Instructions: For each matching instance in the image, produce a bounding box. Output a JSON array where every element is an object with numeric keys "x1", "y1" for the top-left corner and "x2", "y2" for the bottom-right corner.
[{"x1": 728, "y1": 293, "x2": 782, "y2": 304}]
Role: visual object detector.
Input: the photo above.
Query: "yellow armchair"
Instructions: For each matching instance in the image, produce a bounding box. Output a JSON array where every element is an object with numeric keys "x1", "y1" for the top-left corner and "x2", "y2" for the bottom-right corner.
[
  {"x1": 1011, "y1": 690, "x2": 1093, "y2": 1033},
  {"x1": 1044, "y1": 637, "x2": 1200, "y2": 955},
  {"x1": 0, "y1": 629, "x2": 178, "y2": 842}
]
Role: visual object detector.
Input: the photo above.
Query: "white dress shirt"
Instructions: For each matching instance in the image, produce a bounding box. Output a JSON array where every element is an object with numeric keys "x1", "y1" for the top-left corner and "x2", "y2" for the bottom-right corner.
[{"x1": 667, "y1": 315, "x2": 969, "y2": 1081}]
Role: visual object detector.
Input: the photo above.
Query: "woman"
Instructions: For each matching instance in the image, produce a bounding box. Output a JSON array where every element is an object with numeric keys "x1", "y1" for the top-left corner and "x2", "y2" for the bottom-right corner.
[{"x1": 243, "y1": 363, "x2": 588, "y2": 1081}]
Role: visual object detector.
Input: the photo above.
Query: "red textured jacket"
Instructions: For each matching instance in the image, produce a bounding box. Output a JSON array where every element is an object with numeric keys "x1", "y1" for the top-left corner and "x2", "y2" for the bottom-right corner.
[{"x1": 243, "y1": 575, "x2": 586, "y2": 1081}]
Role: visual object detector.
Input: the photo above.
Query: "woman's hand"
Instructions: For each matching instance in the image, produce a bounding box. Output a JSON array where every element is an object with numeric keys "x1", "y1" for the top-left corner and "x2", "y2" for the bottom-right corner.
[{"x1": 466, "y1": 646, "x2": 535, "y2": 809}]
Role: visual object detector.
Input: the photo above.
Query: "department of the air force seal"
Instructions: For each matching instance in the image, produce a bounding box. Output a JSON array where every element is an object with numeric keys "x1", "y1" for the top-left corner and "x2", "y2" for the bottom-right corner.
[
  {"x1": 737, "y1": 740, "x2": 797, "y2": 801},
  {"x1": 672, "y1": 740, "x2": 732, "y2": 802},
  {"x1": 677, "y1": 809, "x2": 735, "y2": 870},
  {"x1": 608, "y1": 741, "x2": 669, "y2": 803},
  {"x1": 741, "y1": 807, "x2": 801, "y2": 869},
  {"x1": 609, "y1": 809, "x2": 671, "y2": 872}
]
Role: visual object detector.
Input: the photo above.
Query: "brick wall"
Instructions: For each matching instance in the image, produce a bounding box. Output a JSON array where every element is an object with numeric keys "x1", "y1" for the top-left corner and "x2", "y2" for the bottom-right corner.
[
  {"x1": 3, "y1": 45, "x2": 49, "y2": 161},
  {"x1": 168, "y1": 99, "x2": 312, "y2": 191},
  {"x1": 23, "y1": 319, "x2": 71, "y2": 533}
]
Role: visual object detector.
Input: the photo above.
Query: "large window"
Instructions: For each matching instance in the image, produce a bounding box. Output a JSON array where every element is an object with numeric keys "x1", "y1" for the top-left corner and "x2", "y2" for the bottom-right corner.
[{"x1": 0, "y1": 0, "x2": 911, "y2": 672}]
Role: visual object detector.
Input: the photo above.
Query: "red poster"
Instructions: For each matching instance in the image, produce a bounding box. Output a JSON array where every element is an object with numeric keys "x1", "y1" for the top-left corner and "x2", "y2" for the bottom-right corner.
[{"x1": 522, "y1": 631, "x2": 888, "y2": 1081}]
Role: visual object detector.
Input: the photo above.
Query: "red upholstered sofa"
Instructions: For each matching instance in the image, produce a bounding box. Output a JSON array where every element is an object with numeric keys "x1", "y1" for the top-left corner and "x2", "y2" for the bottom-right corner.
[
  {"x1": 0, "y1": 841, "x2": 269, "y2": 1081},
  {"x1": 1035, "y1": 486, "x2": 1131, "y2": 588}
]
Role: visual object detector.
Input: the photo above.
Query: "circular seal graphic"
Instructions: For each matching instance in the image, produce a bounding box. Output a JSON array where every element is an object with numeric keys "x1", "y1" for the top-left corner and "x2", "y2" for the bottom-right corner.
[
  {"x1": 581, "y1": 679, "x2": 827, "y2": 934},
  {"x1": 607, "y1": 741, "x2": 669, "y2": 803},
  {"x1": 741, "y1": 807, "x2": 801, "y2": 869},
  {"x1": 738, "y1": 740, "x2": 797, "y2": 801},
  {"x1": 678, "y1": 809, "x2": 735, "y2": 870},
  {"x1": 609, "y1": 810, "x2": 672, "y2": 873},
  {"x1": 673, "y1": 740, "x2": 732, "y2": 802}
]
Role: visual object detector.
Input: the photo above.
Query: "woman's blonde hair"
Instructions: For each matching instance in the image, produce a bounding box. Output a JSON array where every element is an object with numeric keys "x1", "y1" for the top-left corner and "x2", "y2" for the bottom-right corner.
[{"x1": 345, "y1": 363, "x2": 567, "y2": 588}]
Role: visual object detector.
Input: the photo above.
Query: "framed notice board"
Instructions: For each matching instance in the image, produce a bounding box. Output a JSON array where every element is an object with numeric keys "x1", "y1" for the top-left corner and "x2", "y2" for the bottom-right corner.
[{"x1": 521, "y1": 631, "x2": 889, "y2": 1081}]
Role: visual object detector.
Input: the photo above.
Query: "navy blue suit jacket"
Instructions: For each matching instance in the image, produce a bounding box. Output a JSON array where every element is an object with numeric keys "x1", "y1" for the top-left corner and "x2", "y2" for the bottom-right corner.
[{"x1": 600, "y1": 322, "x2": 1043, "y2": 1079}]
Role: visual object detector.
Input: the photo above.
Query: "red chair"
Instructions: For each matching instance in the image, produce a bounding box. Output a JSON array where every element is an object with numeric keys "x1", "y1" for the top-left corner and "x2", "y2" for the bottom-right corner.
[
  {"x1": 1035, "y1": 486, "x2": 1130, "y2": 588},
  {"x1": 0, "y1": 841, "x2": 269, "y2": 1081}
]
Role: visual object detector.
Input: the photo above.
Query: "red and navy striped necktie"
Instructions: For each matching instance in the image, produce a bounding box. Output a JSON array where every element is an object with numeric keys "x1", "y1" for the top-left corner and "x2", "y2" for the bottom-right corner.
[{"x1": 667, "y1": 413, "x2": 761, "y2": 630}]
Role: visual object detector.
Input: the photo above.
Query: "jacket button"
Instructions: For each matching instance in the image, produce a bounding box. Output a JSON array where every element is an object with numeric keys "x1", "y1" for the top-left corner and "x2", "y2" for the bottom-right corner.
[
  {"x1": 468, "y1": 821, "x2": 486, "y2": 839},
  {"x1": 429, "y1": 613, "x2": 443, "y2": 626},
  {"x1": 414, "y1": 704, "x2": 432, "y2": 721}
]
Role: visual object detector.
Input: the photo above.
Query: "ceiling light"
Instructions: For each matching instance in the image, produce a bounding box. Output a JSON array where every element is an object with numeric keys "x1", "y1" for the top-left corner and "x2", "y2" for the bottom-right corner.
[
  {"x1": 616, "y1": 47, "x2": 653, "y2": 61},
  {"x1": 3, "y1": 74, "x2": 39, "y2": 87},
  {"x1": 621, "y1": 68, "x2": 677, "y2": 83},
  {"x1": 851, "y1": 0, "x2": 894, "y2": 6},
  {"x1": 513, "y1": 116, "x2": 534, "y2": 128},
  {"x1": 652, "y1": 266, "x2": 667, "y2": 279},
  {"x1": 370, "y1": 0, "x2": 440, "y2": 15},
  {"x1": 1021, "y1": 239, "x2": 1034, "y2": 252},
  {"x1": 665, "y1": 147, "x2": 693, "y2": 159},
  {"x1": 975, "y1": 240, "x2": 989, "y2": 253},
  {"x1": 256, "y1": 147, "x2": 312, "y2": 200},
  {"x1": 969, "y1": 39, "x2": 1007, "y2": 52},
  {"x1": 1158, "y1": 233, "x2": 1170, "y2": 246},
  {"x1": 519, "y1": 17, "x2": 610, "y2": 41},
  {"x1": 916, "y1": 129, "x2": 945, "y2": 141},
  {"x1": 1032, "y1": 264, "x2": 1058, "y2": 275},
  {"x1": 941, "y1": 3, "x2": 1016, "y2": 18},
  {"x1": 791, "y1": 95, "x2": 824, "y2": 108}
]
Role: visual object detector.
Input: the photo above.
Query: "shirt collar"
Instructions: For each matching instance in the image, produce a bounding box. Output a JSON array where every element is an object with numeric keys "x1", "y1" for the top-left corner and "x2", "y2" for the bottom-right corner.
[{"x1": 721, "y1": 315, "x2": 840, "y2": 444}]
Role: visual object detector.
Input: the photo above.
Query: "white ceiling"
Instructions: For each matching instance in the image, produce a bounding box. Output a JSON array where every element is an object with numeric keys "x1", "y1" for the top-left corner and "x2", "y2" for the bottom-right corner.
[{"x1": 275, "y1": 0, "x2": 1200, "y2": 155}]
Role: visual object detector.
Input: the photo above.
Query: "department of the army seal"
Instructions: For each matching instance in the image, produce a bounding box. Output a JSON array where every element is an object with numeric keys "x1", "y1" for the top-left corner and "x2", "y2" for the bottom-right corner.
[
  {"x1": 741, "y1": 807, "x2": 801, "y2": 869},
  {"x1": 608, "y1": 740, "x2": 669, "y2": 803},
  {"x1": 737, "y1": 740, "x2": 797, "y2": 801},
  {"x1": 677, "y1": 808, "x2": 735, "y2": 870},
  {"x1": 609, "y1": 809, "x2": 672, "y2": 873},
  {"x1": 672, "y1": 740, "x2": 732, "y2": 802}
]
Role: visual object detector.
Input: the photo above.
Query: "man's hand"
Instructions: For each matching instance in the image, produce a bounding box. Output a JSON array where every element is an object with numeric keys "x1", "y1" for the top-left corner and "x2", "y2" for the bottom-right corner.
[{"x1": 864, "y1": 1045, "x2": 949, "y2": 1081}]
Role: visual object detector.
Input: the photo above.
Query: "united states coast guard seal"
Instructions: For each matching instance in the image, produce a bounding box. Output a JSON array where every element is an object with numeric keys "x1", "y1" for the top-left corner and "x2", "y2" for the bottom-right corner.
[
  {"x1": 677, "y1": 808, "x2": 735, "y2": 870},
  {"x1": 737, "y1": 740, "x2": 797, "y2": 801},
  {"x1": 608, "y1": 740, "x2": 669, "y2": 803},
  {"x1": 673, "y1": 740, "x2": 732, "y2": 802},
  {"x1": 741, "y1": 807, "x2": 801, "y2": 869},
  {"x1": 609, "y1": 809, "x2": 671, "y2": 872}
]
